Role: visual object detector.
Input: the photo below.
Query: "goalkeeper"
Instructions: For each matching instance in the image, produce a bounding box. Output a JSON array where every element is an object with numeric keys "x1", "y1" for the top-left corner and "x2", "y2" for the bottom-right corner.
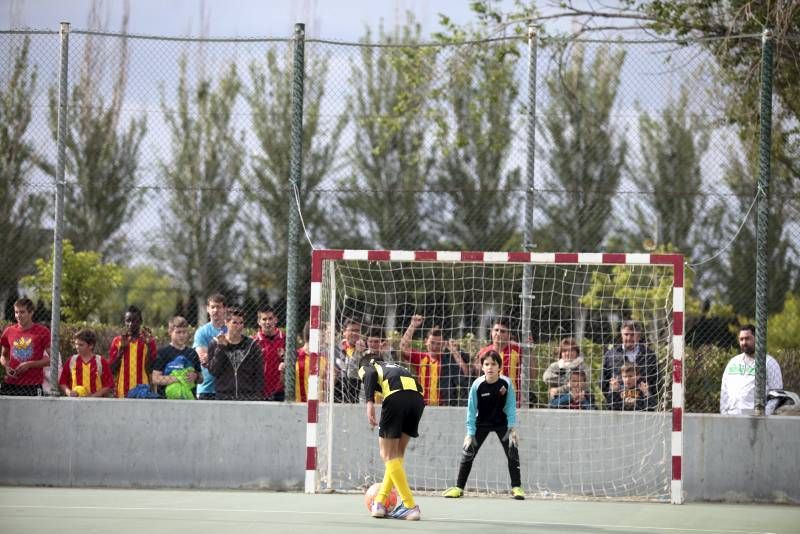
[{"x1": 443, "y1": 350, "x2": 525, "y2": 500}]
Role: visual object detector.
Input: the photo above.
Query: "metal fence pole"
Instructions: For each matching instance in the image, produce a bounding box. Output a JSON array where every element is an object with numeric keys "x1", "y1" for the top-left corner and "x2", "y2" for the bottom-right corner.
[
  {"x1": 520, "y1": 26, "x2": 537, "y2": 405},
  {"x1": 754, "y1": 28, "x2": 773, "y2": 416},
  {"x1": 50, "y1": 21, "x2": 70, "y2": 393},
  {"x1": 284, "y1": 22, "x2": 306, "y2": 401}
]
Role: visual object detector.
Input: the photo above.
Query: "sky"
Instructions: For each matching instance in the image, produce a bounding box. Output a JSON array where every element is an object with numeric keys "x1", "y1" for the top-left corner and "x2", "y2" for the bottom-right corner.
[{"x1": 2, "y1": 0, "x2": 511, "y2": 41}]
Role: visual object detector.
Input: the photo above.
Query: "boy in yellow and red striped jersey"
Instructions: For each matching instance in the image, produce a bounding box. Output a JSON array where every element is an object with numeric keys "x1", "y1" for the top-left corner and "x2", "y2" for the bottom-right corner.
[
  {"x1": 107, "y1": 306, "x2": 157, "y2": 398},
  {"x1": 399, "y1": 315, "x2": 471, "y2": 407},
  {"x1": 59, "y1": 329, "x2": 113, "y2": 397}
]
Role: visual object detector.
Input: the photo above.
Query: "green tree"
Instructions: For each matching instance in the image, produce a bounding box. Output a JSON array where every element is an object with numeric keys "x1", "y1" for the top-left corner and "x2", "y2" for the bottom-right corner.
[
  {"x1": 537, "y1": 43, "x2": 627, "y2": 251},
  {"x1": 431, "y1": 14, "x2": 523, "y2": 251},
  {"x1": 0, "y1": 37, "x2": 51, "y2": 319},
  {"x1": 243, "y1": 47, "x2": 345, "y2": 300},
  {"x1": 337, "y1": 17, "x2": 438, "y2": 249},
  {"x1": 718, "y1": 129, "x2": 796, "y2": 319},
  {"x1": 21, "y1": 240, "x2": 122, "y2": 322},
  {"x1": 767, "y1": 293, "x2": 800, "y2": 351},
  {"x1": 46, "y1": 6, "x2": 146, "y2": 259},
  {"x1": 627, "y1": 86, "x2": 711, "y2": 253},
  {"x1": 97, "y1": 265, "x2": 181, "y2": 326},
  {"x1": 156, "y1": 58, "x2": 243, "y2": 325}
]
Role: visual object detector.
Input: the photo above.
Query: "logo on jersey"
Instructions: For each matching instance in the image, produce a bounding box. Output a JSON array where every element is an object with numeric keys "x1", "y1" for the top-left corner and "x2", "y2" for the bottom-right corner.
[{"x1": 12, "y1": 336, "x2": 34, "y2": 361}]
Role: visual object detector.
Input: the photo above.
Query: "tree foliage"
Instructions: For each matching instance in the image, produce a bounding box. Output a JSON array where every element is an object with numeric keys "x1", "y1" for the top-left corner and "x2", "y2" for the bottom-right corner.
[
  {"x1": 431, "y1": 12, "x2": 523, "y2": 251},
  {"x1": 767, "y1": 292, "x2": 800, "y2": 351},
  {"x1": 537, "y1": 43, "x2": 628, "y2": 251},
  {"x1": 21, "y1": 240, "x2": 122, "y2": 322},
  {"x1": 627, "y1": 86, "x2": 711, "y2": 254},
  {"x1": 338, "y1": 17, "x2": 438, "y2": 249},
  {"x1": 157, "y1": 58, "x2": 244, "y2": 325},
  {"x1": 46, "y1": 6, "x2": 146, "y2": 260},
  {"x1": 97, "y1": 265, "x2": 180, "y2": 326},
  {"x1": 244, "y1": 46, "x2": 345, "y2": 298},
  {"x1": 0, "y1": 37, "x2": 51, "y2": 319}
]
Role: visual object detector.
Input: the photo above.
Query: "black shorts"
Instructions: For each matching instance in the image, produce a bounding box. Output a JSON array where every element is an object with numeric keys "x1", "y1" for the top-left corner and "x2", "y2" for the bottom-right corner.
[{"x1": 379, "y1": 390, "x2": 425, "y2": 439}]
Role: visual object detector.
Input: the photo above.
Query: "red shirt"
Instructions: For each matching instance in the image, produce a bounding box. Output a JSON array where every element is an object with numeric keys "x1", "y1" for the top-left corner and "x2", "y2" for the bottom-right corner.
[
  {"x1": 407, "y1": 350, "x2": 442, "y2": 406},
  {"x1": 59, "y1": 354, "x2": 114, "y2": 395},
  {"x1": 478, "y1": 342, "x2": 523, "y2": 404},
  {"x1": 0, "y1": 323, "x2": 51, "y2": 386},
  {"x1": 108, "y1": 334, "x2": 157, "y2": 398},
  {"x1": 254, "y1": 329, "x2": 286, "y2": 398}
]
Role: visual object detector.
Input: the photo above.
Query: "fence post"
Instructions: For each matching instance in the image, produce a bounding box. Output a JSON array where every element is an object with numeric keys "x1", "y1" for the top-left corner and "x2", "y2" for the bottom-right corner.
[
  {"x1": 754, "y1": 28, "x2": 773, "y2": 416},
  {"x1": 520, "y1": 26, "x2": 537, "y2": 405},
  {"x1": 285, "y1": 22, "x2": 306, "y2": 401},
  {"x1": 50, "y1": 21, "x2": 70, "y2": 393}
]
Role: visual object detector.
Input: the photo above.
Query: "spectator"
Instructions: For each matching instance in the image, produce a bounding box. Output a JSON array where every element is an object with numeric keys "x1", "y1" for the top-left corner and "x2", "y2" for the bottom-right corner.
[
  {"x1": 59, "y1": 329, "x2": 113, "y2": 398},
  {"x1": 442, "y1": 350, "x2": 525, "y2": 500},
  {"x1": 549, "y1": 368, "x2": 596, "y2": 410},
  {"x1": 107, "y1": 305, "x2": 157, "y2": 398},
  {"x1": 254, "y1": 305, "x2": 286, "y2": 402},
  {"x1": 364, "y1": 325, "x2": 396, "y2": 363},
  {"x1": 151, "y1": 316, "x2": 202, "y2": 399},
  {"x1": 600, "y1": 320, "x2": 661, "y2": 406},
  {"x1": 0, "y1": 297, "x2": 51, "y2": 396},
  {"x1": 399, "y1": 315, "x2": 471, "y2": 407},
  {"x1": 476, "y1": 317, "x2": 533, "y2": 406},
  {"x1": 542, "y1": 337, "x2": 590, "y2": 400},
  {"x1": 334, "y1": 319, "x2": 363, "y2": 403},
  {"x1": 607, "y1": 362, "x2": 656, "y2": 411},
  {"x1": 193, "y1": 293, "x2": 227, "y2": 400},
  {"x1": 208, "y1": 307, "x2": 263, "y2": 400},
  {"x1": 295, "y1": 321, "x2": 313, "y2": 402},
  {"x1": 720, "y1": 324, "x2": 783, "y2": 415}
]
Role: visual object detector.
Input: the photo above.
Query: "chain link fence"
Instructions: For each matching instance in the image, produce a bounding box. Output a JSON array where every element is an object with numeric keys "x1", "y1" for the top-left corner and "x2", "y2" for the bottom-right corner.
[{"x1": 0, "y1": 25, "x2": 797, "y2": 409}]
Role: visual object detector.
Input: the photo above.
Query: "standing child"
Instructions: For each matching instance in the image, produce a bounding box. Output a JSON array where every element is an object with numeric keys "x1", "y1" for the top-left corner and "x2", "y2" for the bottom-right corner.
[
  {"x1": 151, "y1": 316, "x2": 203, "y2": 399},
  {"x1": 442, "y1": 350, "x2": 525, "y2": 500},
  {"x1": 253, "y1": 306, "x2": 286, "y2": 402},
  {"x1": 59, "y1": 329, "x2": 113, "y2": 397},
  {"x1": 107, "y1": 305, "x2": 157, "y2": 398}
]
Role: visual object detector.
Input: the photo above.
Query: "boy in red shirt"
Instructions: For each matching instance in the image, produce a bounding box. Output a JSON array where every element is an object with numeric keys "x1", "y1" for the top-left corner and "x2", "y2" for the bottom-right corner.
[
  {"x1": 59, "y1": 329, "x2": 113, "y2": 397},
  {"x1": 0, "y1": 298, "x2": 51, "y2": 396},
  {"x1": 253, "y1": 306, "x2": 286, "y2": 401}
]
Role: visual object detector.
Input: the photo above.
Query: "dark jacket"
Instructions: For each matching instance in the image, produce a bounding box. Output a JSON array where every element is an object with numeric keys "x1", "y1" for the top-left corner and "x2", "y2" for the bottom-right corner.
[
  {"x1": 600, "y1": 344, "x2": 661, "y2": 406},
  {"x1": 208, "y1": 337, "x2": 264, "y2": 400}
]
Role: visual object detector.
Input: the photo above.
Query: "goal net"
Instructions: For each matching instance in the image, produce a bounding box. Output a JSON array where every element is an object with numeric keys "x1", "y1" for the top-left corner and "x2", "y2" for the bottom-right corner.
[{"x1": 304, "y1": 250, "x2": 684, "y2": 503}]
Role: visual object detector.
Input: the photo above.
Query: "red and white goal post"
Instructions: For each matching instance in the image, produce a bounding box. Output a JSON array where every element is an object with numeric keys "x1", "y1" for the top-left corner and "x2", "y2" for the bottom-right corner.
[{"x1": 304, "y1": 250, "x2": 685, "y2": 504}]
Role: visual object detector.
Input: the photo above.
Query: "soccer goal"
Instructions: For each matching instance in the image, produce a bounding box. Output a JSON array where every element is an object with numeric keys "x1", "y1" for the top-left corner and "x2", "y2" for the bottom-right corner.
[{"x1": 304, "y1": 250, "x2": 684, "y2": 504}]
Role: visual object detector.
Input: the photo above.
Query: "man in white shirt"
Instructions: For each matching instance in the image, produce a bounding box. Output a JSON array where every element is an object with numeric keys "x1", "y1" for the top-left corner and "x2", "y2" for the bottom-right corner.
[{"x1": 720, "y1": 324, "x2": 783, "y2": 415}]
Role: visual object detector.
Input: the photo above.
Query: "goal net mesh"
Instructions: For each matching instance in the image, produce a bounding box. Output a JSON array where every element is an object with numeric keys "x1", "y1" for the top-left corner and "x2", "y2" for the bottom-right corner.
[{"x1": 312, "y1": 256, "x2": 676, "y2": 501}]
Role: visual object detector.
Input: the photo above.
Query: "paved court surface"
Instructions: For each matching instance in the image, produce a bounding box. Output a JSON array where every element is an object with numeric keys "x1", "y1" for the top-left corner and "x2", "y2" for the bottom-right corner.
[{"x1": 0, "y1": 487, "x2": 798, "y2": 534}]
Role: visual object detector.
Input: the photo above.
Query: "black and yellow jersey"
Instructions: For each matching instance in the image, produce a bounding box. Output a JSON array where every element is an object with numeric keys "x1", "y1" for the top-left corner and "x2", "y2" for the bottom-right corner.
[{"x1": 359, "y1": 359, "x2": 422, "y2": 401}]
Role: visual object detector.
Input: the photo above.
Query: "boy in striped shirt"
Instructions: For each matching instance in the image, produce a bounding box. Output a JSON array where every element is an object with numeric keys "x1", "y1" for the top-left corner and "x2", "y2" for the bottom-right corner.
[
  {"x1": 107, "y1": 306, "x2": 157, "y2": 397},
  {"x1": 59, "y1": 329, "x2": 113, "y2": 397}
]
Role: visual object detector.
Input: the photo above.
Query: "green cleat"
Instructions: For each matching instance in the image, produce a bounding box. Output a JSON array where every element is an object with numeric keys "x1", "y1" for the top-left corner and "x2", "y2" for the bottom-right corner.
[
  {"x1": 511, "y1": 487, "x2": 526, "y2": 500},
  {"x1": 442, "y1": 486, "x2": 464, "y2": 498}
]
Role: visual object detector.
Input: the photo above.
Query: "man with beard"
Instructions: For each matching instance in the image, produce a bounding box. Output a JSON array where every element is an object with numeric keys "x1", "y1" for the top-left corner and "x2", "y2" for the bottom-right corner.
[{"x1": 720, "y1": 324, "x2": 783, "y2": 415}]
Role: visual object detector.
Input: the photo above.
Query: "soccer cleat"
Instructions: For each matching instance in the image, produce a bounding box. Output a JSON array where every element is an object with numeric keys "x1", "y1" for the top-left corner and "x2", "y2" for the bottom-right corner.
[
  {"x1": 370, "y1": 501, "x2": 387, "y2": 518},
  {"x1": 511, "y1": 487, "x2": 526, "y2": 500},
  {"x1": 389, "y1": 503, "x2": 421, "y2": 521},
  {"x1": 442, "y1": 486, "x2": 463, "y2": 498}
]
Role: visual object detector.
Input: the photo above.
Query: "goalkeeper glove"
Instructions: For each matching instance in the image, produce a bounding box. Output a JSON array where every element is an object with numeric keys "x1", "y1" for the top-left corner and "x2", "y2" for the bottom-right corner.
[
  {"x1": 503, "y1": 427, "x2": 519, "y2": 448},
  {"x1": 462, "y1": 435, "x2": 476, "y2": 460}
]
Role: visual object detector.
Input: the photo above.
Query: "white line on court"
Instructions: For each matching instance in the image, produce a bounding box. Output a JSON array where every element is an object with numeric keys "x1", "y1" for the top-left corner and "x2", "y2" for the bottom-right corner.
[{"x1": 0, "y1": 504, "x2": 776, "y2": 534}]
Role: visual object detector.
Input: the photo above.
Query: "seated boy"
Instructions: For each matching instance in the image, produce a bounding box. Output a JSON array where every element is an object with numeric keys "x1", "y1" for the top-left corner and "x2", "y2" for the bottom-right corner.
[
  {"x1": 59, "y1": 329, "x2": 113, "y2": 397},
  {"x1": 549, "y1": 369, "x2": 596, "y2": 410},
  {"x1": 608, "y1": 362, "x2": 657, "y2": 411},
  {"x1": 152, "y1": 316, "x2": 203, "y2": 399}
]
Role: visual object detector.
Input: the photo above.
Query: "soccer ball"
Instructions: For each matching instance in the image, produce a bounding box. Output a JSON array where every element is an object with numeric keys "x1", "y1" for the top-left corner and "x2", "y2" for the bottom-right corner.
[
  {"x1": 73, "y1": 385, "x2": 88, "y2": 397},
  {"x1": 364, "y1": 482, "x2": 398, "y2": 513}
]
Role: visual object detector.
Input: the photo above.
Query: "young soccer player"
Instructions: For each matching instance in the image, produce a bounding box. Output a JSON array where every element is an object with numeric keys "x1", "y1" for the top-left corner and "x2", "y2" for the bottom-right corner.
[
  {"x1": 59, "y1": 329, "x2": 113, "y2": 397},
  {"x1": 443, "y1": 350, "x2": 525, "y2": 500},
  {"x1": 107, "y1": 305, "x2": 157, "y2": 398},
  {"x1": 358, "y1": 354, "x2": 425, "y2": 520}
]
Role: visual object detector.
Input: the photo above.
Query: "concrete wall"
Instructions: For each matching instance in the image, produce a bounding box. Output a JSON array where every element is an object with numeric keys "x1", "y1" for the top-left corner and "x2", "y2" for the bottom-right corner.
[{"x1": 1, "y1": 398, "x2": 797, "y2": 503}]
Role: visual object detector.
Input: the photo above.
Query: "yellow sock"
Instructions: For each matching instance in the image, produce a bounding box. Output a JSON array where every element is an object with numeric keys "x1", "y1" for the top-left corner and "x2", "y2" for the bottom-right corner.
[
  {"x1": 386, "y1": 457, "x2": 415, "y2": 508},
  {"x1": 377, "y1": 468, "x2": 393, "y2": 504}
]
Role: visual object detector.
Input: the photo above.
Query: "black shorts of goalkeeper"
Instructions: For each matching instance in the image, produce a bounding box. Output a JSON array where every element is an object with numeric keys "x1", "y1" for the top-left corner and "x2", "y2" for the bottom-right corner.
[{"x1": 358, "y1": 356, "x2": 425, "y2": 439}]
